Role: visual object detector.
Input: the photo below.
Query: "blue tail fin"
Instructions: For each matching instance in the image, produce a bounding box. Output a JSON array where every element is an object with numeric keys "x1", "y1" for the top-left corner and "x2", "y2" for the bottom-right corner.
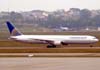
[{"x1": 6, "y1": 21, "x2": 22, "y2": 36}]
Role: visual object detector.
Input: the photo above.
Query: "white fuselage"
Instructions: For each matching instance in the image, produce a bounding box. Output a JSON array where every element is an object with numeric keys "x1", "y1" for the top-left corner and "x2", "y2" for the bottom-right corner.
[{"x1": 10, "y1": 35, "x2": 99, "y2": 45}]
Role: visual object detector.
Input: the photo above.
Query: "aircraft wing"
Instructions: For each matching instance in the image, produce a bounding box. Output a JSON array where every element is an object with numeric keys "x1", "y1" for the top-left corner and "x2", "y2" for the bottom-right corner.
[{"x1": 29, "y1": 38, "x2": 61, "y2": 45}]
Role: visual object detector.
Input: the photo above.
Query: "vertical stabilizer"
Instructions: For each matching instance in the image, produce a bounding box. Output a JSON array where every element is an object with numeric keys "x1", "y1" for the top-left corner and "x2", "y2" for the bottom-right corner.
[{"x1": 6, "y1": 21, "x2": 22, "y2": 36}]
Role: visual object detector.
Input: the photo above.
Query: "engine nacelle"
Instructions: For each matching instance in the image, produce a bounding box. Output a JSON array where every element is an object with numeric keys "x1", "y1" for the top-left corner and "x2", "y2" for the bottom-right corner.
[{"x1": 53, "y1": 41, "x2": 61, "y2": 45}]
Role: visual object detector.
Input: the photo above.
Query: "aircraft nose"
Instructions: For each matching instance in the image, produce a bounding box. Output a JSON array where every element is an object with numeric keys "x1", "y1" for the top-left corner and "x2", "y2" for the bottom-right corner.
[{"x1": 95, "y1": 39, "x2": 99, "y2": 42}]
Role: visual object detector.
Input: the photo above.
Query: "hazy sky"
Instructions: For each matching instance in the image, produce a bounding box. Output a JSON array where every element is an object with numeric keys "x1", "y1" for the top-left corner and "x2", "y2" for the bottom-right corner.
[{"x1": 0, "y1": 0, "x2": 100, "y2": 12}]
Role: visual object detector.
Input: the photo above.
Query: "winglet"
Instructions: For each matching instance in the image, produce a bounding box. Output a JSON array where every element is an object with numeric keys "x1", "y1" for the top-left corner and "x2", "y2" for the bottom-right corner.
[{"x1": 6, "y1": 21, "x2": 22, "y2": 36}]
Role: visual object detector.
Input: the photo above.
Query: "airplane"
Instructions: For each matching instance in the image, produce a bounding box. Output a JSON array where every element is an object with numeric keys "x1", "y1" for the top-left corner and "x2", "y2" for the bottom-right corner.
[{"x1": 6, "y1": 21, "x2": 99, "y2": 48}]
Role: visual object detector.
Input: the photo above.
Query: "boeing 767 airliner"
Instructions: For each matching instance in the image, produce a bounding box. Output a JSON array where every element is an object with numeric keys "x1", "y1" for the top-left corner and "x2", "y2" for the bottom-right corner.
[{"x1": 6, "y1": 21, "x2": 99, "y2": 48}]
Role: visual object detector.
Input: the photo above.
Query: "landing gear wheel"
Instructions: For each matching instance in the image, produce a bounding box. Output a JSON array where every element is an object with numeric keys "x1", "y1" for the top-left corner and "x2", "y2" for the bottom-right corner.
[
  {"x1": 47, "y1": 45, "x2": 56, "y2": 48},
  {"x1": 90, "y1": 45, "x2": 93, "y2": 47}
]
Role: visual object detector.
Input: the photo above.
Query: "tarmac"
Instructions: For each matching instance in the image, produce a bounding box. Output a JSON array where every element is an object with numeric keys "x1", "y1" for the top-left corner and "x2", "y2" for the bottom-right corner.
[
  {"x1": 0, "y1": 53, "x2": 100, "y2": 57},
  {"x1": 0, "y1": 57, "x2": 100, "y2": 70}
]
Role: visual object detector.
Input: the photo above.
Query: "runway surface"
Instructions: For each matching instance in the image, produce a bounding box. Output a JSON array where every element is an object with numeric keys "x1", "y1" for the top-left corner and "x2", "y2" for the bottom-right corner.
[
  {"x1": 0, "y1": 57, "x2": 100, "y2": 70},
  {"x1": 1, "y1": 53, "x2": 100, "y2": 57}
]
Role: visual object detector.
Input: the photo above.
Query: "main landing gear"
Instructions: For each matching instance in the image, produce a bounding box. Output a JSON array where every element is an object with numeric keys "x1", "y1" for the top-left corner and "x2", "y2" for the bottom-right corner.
[
  {"x1": 90, "y1": 45, "x2": 93, "y2": 47},
  {"x1": 47, "y1": 44, "x2": 56, "y2": 48}
]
